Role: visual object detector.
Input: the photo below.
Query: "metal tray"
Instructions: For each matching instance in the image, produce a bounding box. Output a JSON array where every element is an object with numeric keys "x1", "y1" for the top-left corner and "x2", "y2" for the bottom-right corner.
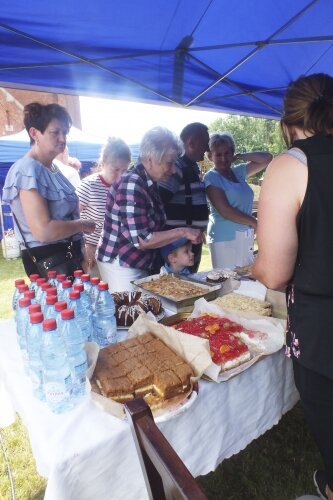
[{"x1": 131, "y1": 274, "x2": 221, "y2": 312}]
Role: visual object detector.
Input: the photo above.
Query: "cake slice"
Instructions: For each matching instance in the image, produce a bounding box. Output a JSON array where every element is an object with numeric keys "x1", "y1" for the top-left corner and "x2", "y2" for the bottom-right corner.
[
  {"x1": 154, "y1": 370, "x2": 183, "y2": 399},
  {"x1": 173, "y1": 363, "x2": 194, "y2": 391}
]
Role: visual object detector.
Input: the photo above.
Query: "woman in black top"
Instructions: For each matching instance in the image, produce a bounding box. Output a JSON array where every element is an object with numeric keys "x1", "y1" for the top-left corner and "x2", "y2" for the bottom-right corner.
[{"x1": 253, "y1": 73, "x2": 333, "y2": 500}]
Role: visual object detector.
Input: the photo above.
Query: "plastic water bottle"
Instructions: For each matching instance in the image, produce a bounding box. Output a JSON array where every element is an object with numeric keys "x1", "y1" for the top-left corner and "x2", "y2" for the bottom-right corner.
[
  {"x1": 17, "y1": 284, "x2": 29, "y2": 308},
  {"x1": 93, "y1": 281, "x2": 117, "y2": 346},
  {"x1": 81, "y1": 274, "x2": 92, "y2": 295},
  {"x1": 12, "y1": 278, "x2": 25, "y2": 310},
  {"x1": 60, "y1": 280, "x2": 72, "y2": 303},
  {"x1": 43, "y1": 295, "x2": 58, "y2": 319},
  {"x1": 41, "y1": 318, "x2": 73, "y2": 414},
  {"x1": 35, "y1": 278, "x2": 47, "y2": 304},
  {"x1": 60, "y1": 309, "x2": 88, "y2": 400},
  {"x1": 47, "y1": 270, "x2": 58, "y2": 287},
  {"x1": 26, "y1": 312, "x2": 45, "y2": 401},
  {"x1": 54, "y1": 301, "x2": 68, "y2": 325},
  {"x1": 16, "y1": 297, "x2": 32, "y2": 370},
  {"x1": 24, "y1": 290, "x2": 37, "y2": 304},
  {"x1": 73, "y1": 270, "x2": 83, "y2": 287},
  {"x1": 89, "y1": 277, "x2": 100, "y2": 311},
  {"x1": 73, "y1": 283, "x2": 93, "y2": 332},
  {"x1": 29, "y1": 274, "x2": 40, "y2": 293},
  {"x1": 68, "y1": 290, "x2": 92, "y2": 342},
  {"x1": 56, "y1": 274, "x2": 66, "y2": 297},
  {"x1": 39, "y1": 282, "x2": 52, "y2": 311}
]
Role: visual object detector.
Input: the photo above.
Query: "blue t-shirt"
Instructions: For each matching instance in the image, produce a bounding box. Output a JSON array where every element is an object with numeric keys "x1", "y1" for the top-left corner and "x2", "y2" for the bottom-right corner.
[
  {"x1": 203, "y1": 164, "x2": 254, "y2": 243},
  {"x1": 3, "y1": 157, "x2": 81, "y2": 247}
]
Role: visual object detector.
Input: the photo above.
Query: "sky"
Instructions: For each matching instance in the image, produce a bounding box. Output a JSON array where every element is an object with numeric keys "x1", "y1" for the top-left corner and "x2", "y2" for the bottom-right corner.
[{"x1": 79, "y1": 96, "x2": 225, "y2": 144}]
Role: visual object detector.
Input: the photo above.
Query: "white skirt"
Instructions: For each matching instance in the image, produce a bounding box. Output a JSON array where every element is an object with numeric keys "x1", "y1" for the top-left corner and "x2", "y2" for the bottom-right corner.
[
  {"x1": 97, "y1": 257, "x2": 148, "y2": 292},
  {"x1": 209, "y1": 229, "x2": 255, "y2": 269}
]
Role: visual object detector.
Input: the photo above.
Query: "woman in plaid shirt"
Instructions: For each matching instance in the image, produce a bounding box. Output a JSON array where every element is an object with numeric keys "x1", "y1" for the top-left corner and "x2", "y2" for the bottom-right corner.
[{"x1": 97, "y1": 127, "x2": 202, "y2": 292}]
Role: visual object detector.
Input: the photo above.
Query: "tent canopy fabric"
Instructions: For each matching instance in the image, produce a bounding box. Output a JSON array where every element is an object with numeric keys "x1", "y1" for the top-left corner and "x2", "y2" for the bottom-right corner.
[{"x1": 0, "y1": 0, "x2": 332, "y2": 119}]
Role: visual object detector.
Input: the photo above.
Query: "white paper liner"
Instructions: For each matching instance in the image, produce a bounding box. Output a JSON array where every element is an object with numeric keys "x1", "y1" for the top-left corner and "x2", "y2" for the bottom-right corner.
[{"x1": 188, "y1": 297, "x2": 285, "y2": 382}]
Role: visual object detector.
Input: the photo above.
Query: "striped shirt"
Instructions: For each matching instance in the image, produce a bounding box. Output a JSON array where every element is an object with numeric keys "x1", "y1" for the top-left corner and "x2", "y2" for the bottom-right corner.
[
  {"x1": 158, "y1": 154, "x2": 209, "y2": 229},
  {"x1": 76, "y1": 173, "x2": 111, "y2": 245},
  {"x1": 97, "y1": 163, "x2": 166, "y2": 270}
]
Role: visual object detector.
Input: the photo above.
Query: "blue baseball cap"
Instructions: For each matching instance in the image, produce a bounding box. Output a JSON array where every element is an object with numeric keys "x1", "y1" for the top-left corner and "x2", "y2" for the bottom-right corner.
[{"x1": 160, "y1": 238, "x2": 189, "y2": 262}]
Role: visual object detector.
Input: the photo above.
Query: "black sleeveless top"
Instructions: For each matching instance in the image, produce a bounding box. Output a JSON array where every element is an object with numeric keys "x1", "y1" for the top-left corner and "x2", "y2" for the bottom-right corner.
[{"x1": 286, "y1": 135, "x2": 333, "y2": 379}]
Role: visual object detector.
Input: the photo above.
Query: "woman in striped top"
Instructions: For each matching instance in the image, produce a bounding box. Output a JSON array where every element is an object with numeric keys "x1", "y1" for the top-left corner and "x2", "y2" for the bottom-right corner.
[{"x1": 76, "y1": 137, "x2": 131, "y2": 276}]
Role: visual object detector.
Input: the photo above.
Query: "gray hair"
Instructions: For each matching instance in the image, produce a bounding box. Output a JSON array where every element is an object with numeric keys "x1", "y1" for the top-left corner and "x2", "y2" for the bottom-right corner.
[
  {"x1": 140, "y1": 127, "x2": 183, "y2": 163},
  {"x1": 100, "y1": 137, "x2": 131, "y2": 165},
  {"x1": 209, "y1": 132, "x2": 236, "y2": 153}
]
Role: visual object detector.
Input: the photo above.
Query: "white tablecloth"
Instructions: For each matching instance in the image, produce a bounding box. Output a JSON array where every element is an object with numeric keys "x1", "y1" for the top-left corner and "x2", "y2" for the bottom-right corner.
[{"x1": 0, "y1": 319, "x2": 299, "y2": 500}]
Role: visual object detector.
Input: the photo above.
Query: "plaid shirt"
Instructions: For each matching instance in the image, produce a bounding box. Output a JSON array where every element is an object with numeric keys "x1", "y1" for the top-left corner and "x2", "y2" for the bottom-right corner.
[{"x1": 97, "y1": 163, "x2": 166, "y2": 270}]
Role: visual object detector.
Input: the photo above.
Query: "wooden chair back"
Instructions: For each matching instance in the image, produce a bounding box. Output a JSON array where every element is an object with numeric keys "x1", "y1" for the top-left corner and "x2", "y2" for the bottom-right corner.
[{"x1": 125, "y1": 398, "x2": 207, "y2": 500}]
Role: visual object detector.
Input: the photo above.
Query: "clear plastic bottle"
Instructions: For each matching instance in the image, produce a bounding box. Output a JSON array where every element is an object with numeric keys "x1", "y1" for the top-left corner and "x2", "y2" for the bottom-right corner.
[
  {"x1": 92, "y1": 281, "x2": 117, "y2": 347},
  {"x1": 60, "y1": 280, "x2": 72, "y2": 303},
  {"x1": 72, "y1": 269, "x2": 83, "y2": 287},
  {"x1": 68, "y1": 290, "x2": 92, "y2": 342},
  {"x1": 41, "y1": 318, "x2": 73, "y2": 414},
  {"x1": 12, "y1": 278, "x2": 26, "y2": 311},
  {"x1": 16, "y1": 297, "x2": 32, "y2": 370},
  {"x1": 27, "y1": 312, "x2": 45, "y2": 401},
  {"x1": 43, "y1": 295, "x2": 58, "y2": 319},
  {"x1": 89, "y1": 277, "x2": 100, "y2": 311},
  {"x1": 24, "y1": 290, "x2": 37, "y2": 304},
  {"x1": 35, "y1": 278, "x2": 47, "y2": 304},
  {"x1": 54, "y1": 300, "x2": 68, "y2": 325},
  {"x1": 60, "y1": 309, "x2": 88, "y2": 400},
  {"x1": 39, "y1": 282, "x2": 52, "y2": 311},
  {"x1": 29, "y1": 274, "x2": 40, "y2": 293},
  {"x1": 81, "y1": 274, "x2": 92, "y2": 295},
  {"x1": 47, "y1": 270, "x2": 58, "y2": 287},
  {"x1": 74, "y1": 283, "x2": 93, "y2": 314},
  {"x1": 16, "y1": 284, "x2": 29, "y2": 311},
  {"x1": 55, "y1": 274, "x2": 66, "y2": 297}
]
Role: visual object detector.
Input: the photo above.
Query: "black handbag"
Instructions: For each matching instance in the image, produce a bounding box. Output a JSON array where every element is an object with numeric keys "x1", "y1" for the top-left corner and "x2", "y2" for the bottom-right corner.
[{"x1": 13, "y1": 214, "x2": 82, "y2": 280}]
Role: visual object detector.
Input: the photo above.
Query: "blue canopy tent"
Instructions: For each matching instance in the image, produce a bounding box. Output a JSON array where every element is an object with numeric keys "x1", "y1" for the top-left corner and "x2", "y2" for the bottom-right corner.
[{"x1": 0, "y1": 0, "x2": 332, "y2": 119}]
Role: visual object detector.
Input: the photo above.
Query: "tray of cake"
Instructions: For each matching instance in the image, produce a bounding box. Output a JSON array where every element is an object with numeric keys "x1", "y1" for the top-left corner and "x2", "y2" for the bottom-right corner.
[
  {"x1": 131, "y1": 273, "x2": 221, "y2": 312},
  {"x1": 160, "y1": 296, "x2": 285, "y2": 382},
  {"x1": 88, "y1": 318, "x2": 212, "y2": 420},
  {"x1": 111, "y1": 291, "x2": 165, "y2": 328}
]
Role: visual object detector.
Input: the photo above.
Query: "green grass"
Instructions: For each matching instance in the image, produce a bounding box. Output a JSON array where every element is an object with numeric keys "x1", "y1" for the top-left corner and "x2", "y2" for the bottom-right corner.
[{"x1": 0, "y1": 249, "x2": 321, "y2": 500}]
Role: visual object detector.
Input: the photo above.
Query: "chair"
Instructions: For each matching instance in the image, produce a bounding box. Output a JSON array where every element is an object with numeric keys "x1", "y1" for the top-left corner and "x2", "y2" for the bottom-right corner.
[{"x1": 125, "y1": 398, "x2": 207, "y2": 500}]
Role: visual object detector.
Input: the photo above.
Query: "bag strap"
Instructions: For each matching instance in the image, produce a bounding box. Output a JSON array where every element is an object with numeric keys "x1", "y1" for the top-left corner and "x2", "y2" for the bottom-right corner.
[{"x1": 183, "y1": 165, "x2": 193, "y2": 226}]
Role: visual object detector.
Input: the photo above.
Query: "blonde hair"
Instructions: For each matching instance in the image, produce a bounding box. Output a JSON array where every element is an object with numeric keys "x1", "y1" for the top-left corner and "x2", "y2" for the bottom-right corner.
[{"x1": 281, "y1": 73, "x2": 333, "y2": 147}]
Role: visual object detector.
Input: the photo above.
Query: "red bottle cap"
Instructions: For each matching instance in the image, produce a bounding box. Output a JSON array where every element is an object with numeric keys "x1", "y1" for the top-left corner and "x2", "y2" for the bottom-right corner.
[
  {"x1": 14, "y1": 279, "x2": 25, "y2": 287},
  {"x1": 56, "y1": 274, "x2": 66, "y2": 282},
  {"x1": 29, "y1": 304, "x2": 41, "y2": 314},
  {"x1": 36, "y1": 278, "x2": 46, "y2": 286},
  {"x1": 98, "y1": 281, "x2": 109, "y2": 291},
  {"x1": 81, "y1": 274, "x2": 90, "y2": 282},
  {"x1": 46, "y1": 295, "x2": 57, "y2": 305},
  {"x1": 74, "y1": 270, "x2": 83, "y2": 277},
  {"x1": 42, "y1": 318, "x2": 57, "y2": 331},
  {"x1": 24, "y1": 290, "x2": 35, "y2": 299},
  {"x1": 18, "y1": 297, "x2": 31, "y2": 308},
  {"x1": 61, "y1": 308, "x2": 75, "y2": 320},
  {"x1": 47, "y1": 270, "x2": 57, "y2": 278},
  {"x1": 69, "y1": 290, "x2": 80, "y2": 300},
  {"x1": 29, "y1": 274, "x2": 40, "y2": 282},
  {"x1": 54, "y1": 301, "x2": 67, "y2": 312},
  {"x1": 30, "y1": 312, "x2": 43, "y2": 324},
  {"x1": 62, "y1": 280, "x2": 72, "y2": 289},
  {"x1": 46, "y1": 287, "x2": 57, "y2": 296},
  {"x1": 18, "y1": 284, "x2": 29, "y2": 293},
  {"x1": 91, "y1": 277, "x2": 100, "y2": 285},
  {"x1": 74, "y1": 283, "x2": 84, "y2": 293},
  {"x1": 41, "y1": 282, "x2": 51, "y2": 291}
]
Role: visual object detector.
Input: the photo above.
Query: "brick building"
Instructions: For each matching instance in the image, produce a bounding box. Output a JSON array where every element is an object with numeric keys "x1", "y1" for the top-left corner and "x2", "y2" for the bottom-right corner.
[{"x1": 0, "y1": 88, "x2": 81, "y2": 136}]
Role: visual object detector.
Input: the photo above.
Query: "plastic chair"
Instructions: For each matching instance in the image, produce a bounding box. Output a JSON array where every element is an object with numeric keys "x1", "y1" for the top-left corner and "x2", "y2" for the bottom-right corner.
[{"x1": 125, "y1": 398, "x2": 207, "y2": 500}]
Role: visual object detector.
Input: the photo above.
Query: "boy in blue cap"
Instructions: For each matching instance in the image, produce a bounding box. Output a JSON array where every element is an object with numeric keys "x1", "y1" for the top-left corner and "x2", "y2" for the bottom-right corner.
[{"x1": 160, "y1": 238, "x2": 194, "y2": 275}]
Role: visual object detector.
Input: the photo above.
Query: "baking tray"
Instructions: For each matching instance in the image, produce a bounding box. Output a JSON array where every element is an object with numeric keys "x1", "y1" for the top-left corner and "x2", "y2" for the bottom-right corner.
[{"x1": 131, "y1": 274, "x2": 221, "y2": 312}]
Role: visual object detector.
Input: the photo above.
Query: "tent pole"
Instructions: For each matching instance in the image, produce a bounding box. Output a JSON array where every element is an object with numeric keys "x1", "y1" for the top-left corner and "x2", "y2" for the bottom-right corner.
[{"x1": 0, "y1": 194, "x2": 8, "y2": 259}]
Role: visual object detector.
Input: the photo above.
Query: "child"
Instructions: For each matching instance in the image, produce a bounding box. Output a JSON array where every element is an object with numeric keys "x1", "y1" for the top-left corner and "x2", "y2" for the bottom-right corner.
[{"x1": 160, "y1": 238, "x2": 194, "y2": 275}]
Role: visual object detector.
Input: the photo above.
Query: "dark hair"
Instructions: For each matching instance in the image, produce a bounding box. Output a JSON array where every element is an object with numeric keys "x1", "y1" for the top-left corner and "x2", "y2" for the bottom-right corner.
[
  {"x1": 281, "y1": 73, "x2": 333, "y2": 147},
  {"x1": 24, "y1": 102, "x2": 72, "y2": 144},
  {"x1": 180, "y1": 122, "x2": 209, "y2": 143}
]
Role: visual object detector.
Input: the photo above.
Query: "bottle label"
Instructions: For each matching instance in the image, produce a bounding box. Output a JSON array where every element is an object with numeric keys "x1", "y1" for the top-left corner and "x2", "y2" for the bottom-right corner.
[{"x1": 44, "y1": 376, "x2": 71, "y2": 404}]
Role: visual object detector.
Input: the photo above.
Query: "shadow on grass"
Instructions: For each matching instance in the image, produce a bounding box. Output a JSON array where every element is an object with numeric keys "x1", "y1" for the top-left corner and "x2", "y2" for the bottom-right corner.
[{"x1": 197, "y1": 403, "x2": 322, "y2": 500}]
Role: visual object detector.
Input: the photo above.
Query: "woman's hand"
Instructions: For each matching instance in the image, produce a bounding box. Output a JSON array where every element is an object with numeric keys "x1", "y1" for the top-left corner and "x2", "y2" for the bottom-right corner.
[
  {"x1": 182, "y1": 227, "x2": 203, "y2": 244},
  {"x1": 81, "y1": 219, "x2": 96, "y2": 235}
]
